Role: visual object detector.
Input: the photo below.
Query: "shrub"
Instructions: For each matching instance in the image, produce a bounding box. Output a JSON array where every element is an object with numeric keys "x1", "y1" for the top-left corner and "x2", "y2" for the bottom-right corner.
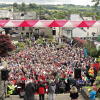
[
  {"x1": 84, "y1": 40, "x2": 98, "y2": 57},
  {"x1": 0, "y1": 34, "x2": 15, "y2": 57},
  {"x1": 36, "y1": 38, "x2": 45, "y2": 44},
  {"x1": 16, "y1": 42, "x2": 25, "y2": 49},
  {"x1": 97, "y1": 35, "x2": 100, "y2": 42}
]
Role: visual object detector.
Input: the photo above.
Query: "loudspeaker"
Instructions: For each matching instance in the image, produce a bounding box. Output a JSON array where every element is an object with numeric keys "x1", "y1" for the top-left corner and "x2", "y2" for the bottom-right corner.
[
  {"x1": 1, "y1": 69, "x2": 9, "y2": 80},
  {"x1": 74, "y1": 68, "x2": 81, "y2": 79},
  {"x1": 52, "y1": 29, "x2": 56, "y2": 35}
]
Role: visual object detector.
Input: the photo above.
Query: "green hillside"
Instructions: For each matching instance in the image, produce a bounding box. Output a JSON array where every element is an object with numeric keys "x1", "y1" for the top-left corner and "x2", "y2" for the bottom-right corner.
[{"x1": 0, "y1": 3, "x2": 100, "y2": 20}]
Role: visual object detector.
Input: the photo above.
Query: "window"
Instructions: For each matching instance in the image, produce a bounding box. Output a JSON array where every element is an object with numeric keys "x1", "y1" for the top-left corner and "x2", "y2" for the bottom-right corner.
[
  {"x1": 21, "y1": 32, "x2": 24, "y2": 35},
  {"x1": 15, "y1": 27, "x2": 18, "y2": 30},
  {"x1": 26, "y1": 32, "x2": 30, "y2": 38},
  {"x1": 67, "y1": 30, "x2": 71, "y2": 34},
  {"x1": 22, "y1": 27, "x2": 25, "y2": 31}
]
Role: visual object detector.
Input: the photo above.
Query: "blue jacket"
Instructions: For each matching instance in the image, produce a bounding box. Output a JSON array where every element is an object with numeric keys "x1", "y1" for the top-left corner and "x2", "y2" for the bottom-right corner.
[{"x1": 89, "y1": 90, "x2": 96, "y2": 100}]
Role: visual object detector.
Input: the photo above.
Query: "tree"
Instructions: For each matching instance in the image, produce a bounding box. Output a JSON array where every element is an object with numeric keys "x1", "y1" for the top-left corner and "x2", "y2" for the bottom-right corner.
[
  {"x1": 29, "y1": 3, "x2": 38, "y2": 9},
  {"x1": 97, "y1": 35, "x2": 100, "y2": 42},
  {"x1": 84, "y1": 40, "x2": 98, "y2": 57},
  {"x1": 13, "y1": 2, "x2": 18, "y2": 8},
  {"x1": 51, "y1": 11, "x2": 67, "y2": 19},
  {"x1": 13, "y1": 2, "x2": 19, "y2": 11},
  {"x1": 0, "y1": 34, "x2": 15, "y2": 57},
  {"x1": 29, "y1": 3, "x2": 33, "y2": 9},
  {"x1": 92, "y1": 0, "x2": 100, "y2": 7},
  {"x1": 0, "y1": 34, "x2": 15, "y2": 100},
  {"x1": 19, "y1": 2, "x2": 26, "y2": 12}
]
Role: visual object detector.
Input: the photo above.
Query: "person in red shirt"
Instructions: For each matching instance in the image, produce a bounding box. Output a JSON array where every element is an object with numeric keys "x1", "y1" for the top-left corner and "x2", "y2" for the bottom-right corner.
[{"x1": 38, "y1": 82, "x2": 45, "y2": 100}]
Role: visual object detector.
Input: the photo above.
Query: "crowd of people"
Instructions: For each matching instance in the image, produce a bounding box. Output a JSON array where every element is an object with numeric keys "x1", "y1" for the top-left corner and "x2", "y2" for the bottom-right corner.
[{"x1": 2, "y1": 40, "x2": 98, "y2": 100}]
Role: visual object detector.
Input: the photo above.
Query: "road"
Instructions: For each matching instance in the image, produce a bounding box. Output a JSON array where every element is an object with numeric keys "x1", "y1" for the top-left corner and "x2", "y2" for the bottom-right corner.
[{"x1": 5, "y1": 93, "x2": 85, "y2": 100}]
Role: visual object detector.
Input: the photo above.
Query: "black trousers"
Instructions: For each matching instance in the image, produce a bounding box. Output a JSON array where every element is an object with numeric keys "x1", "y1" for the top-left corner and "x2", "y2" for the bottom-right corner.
[{"x1": 39, "y1": 94, "x2": 44, "y2": 100}]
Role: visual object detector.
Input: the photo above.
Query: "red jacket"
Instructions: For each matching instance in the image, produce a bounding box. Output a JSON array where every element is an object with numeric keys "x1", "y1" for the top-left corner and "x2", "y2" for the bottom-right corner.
[{"x1": 38, "y1": 87, "x2": 45, "y2": 94}]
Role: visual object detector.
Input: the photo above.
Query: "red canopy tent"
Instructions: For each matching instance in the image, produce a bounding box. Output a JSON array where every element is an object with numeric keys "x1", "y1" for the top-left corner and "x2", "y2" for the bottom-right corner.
[
  {"x1": 77, "y1": 21, "x2": 96, "y2": 27},
  {"x1": 71, "y1": 21, "x2": 84, "y2": 27},
  {"x1": 0, "y1": 20, "x2": 99, "y2": 27},
  {"x1": 92, "y1": 21, "x2": 100, "y2": 27},
  {"x1": 48, "y1": 20, "x2": 67, "y2": 27},
  {"x1": 49, "y1": 20, "x2": 61, "y2": 27},
  {"x1": 19, "y1": 20, "x2": 38, "y2": 27},
  {"x1": 34, "y1": 20, "x2": 53, "y2": 27}
]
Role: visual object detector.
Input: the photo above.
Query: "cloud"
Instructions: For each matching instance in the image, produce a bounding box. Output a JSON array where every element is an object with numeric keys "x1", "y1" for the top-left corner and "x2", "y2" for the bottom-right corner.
[
  {"x1": 0, "y1": 0, "x2": 93, "y2": 5},
  {"x1": 71, "y1": 0, "x2": 92, "y2": 5},
  {"x1": 0, "y1": 0, "x2": 68, "y2": 3}
]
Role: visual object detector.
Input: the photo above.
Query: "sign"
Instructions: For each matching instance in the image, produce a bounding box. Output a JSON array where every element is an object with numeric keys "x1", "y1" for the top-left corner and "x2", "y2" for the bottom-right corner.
[{"x1": 96, "y1": 58, "x2": 100, "y2": 62}]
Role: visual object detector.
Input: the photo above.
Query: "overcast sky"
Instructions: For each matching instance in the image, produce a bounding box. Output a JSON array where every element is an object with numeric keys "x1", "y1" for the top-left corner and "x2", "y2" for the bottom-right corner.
[{"x1": 0, "y1": 0, "x2": 93, "y2": 5}]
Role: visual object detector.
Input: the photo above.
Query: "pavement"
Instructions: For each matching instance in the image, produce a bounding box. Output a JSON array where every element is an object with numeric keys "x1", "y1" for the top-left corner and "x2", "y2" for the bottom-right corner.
[{"x1": 5, "y1": 93, "x2": 85, "y2": 100}]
